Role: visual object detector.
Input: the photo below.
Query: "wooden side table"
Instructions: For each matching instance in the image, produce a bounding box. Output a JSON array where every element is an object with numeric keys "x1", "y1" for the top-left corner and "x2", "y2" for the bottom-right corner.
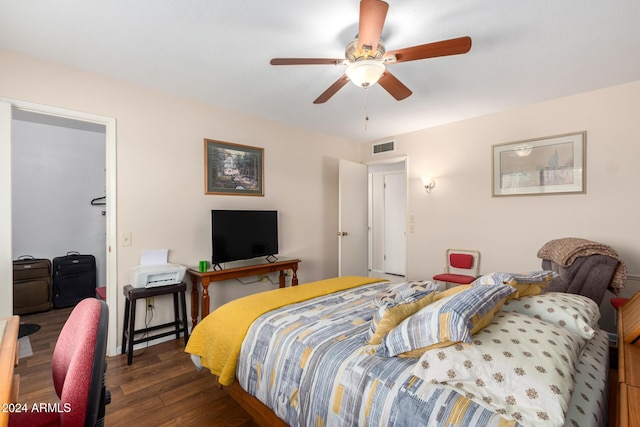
[
  {"x1": 188, "y1": 258, "x2": 301, "y2": 326},
  {"x1": 121, "y1": 282, "x2": 189, "y2": 365}
]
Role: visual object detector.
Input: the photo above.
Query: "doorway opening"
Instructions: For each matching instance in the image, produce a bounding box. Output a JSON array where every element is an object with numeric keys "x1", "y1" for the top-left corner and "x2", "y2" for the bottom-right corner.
[
  {"x1": 1, "y1": 99, "x2": 118, "y2": 355},
  {"x1": 12, "y1": 109, "x2": 107, "y2": 287},
  {"x1": 368, "y1": 159, "x2": 407, "y2": 281}
]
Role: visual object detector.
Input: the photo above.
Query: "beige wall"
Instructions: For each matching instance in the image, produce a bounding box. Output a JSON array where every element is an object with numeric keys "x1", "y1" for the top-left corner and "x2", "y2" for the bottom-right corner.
[
  {"x1": 360, "y1": 80, "x2": 640, "y2": 331},
  {"x1": 0, "y1": 49, "x2": 358, "y2": 326},
  {"x1": 3, "y1": 47, "x2": 639, "y2": 335}
]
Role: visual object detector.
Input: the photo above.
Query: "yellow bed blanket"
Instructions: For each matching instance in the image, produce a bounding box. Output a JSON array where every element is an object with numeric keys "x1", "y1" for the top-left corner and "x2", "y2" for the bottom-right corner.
[{"x1": 185, "y1": 275, "x2": 383, "y2": 386}]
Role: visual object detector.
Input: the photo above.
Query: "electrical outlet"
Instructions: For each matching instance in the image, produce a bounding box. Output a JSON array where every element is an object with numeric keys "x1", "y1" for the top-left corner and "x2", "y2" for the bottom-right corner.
[{"x1": 146, "y1": 297, "x2": 154, "y2": 310}]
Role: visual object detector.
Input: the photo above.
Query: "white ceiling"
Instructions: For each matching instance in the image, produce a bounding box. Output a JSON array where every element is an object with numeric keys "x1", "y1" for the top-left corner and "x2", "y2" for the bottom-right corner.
[{"x1": 2, "y1": 0, "x2": 640, "y2": 142}]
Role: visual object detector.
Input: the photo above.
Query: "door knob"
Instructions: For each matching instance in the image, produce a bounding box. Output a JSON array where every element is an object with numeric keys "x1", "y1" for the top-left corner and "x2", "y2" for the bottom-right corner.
[{"x1": 338, "y1": 231, "x2": 349, "y2": 236}]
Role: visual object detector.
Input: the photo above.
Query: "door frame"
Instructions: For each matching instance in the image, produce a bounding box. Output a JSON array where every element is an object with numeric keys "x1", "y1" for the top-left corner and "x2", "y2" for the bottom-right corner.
[
  {"x1": 366, "y1": 156, "x2": 409, "y2": 279},
  {"x1": 0, "y1": 98, "x2": 118, "y2": 356}
]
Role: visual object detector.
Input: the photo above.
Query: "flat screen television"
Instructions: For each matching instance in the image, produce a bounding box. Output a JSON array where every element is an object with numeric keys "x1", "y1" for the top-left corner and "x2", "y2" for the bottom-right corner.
[{"x1": 211, "y1": 209, "x2": 278, "y2": 265}]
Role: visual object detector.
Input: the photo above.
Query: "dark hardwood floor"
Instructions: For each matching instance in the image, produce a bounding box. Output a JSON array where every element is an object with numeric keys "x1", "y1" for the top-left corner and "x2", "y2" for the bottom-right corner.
[
  {"x1": 15, "y1": 304, "x2": 619, "y2": 426},
  {"x1": 14, "y1": 306, "x2": 258, "y2": 426}
]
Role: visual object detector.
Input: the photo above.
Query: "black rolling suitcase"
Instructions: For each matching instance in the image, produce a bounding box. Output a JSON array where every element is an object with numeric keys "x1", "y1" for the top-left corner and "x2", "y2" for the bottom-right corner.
[
  {"x1": 13, "y1": 256, "x2": 52, "y2": 315},
  {"x1": 52, "y1": 251, "x2": 97, "y2": 308}
]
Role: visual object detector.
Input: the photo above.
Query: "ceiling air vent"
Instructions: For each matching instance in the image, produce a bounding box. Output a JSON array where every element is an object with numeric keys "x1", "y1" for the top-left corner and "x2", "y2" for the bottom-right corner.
[{"x1": 372, "y1": 140, "x2": 395, "y2": 155}]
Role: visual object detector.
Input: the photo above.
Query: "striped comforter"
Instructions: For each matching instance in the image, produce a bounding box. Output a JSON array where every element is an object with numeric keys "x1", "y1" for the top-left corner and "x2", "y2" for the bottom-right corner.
[
  {"x1": 236, "y1": 281, "x2": 608, "y2": 427},
  {"x1": 237, "y1": 282, "x2": 512, "y2": 426}
]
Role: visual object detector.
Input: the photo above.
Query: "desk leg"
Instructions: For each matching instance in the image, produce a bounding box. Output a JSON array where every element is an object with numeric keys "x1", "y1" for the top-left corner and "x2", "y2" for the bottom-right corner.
[
  {"x1": 190, "y1": 275, "x2": 200, "y2": 328},
  {"x1": 279, "y1": 270, "x2": 286, "y2": 288},
  {"x1": 201, "y1": 278, "x2": 211, "y2": 319},
  {"x1": 292, "y1": 264, "x2": 299, "y2": 286}
]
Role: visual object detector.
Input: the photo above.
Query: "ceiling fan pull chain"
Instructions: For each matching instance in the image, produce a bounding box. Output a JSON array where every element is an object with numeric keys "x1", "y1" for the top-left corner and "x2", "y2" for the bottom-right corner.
[{"x1": 364, "y1": 87, "x2": 370, "y2": 131}]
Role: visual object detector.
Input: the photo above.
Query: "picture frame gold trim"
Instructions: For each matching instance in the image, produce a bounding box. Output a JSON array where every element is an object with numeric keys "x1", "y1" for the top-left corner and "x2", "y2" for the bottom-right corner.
[
  {"x1": 492, "y1": 131, "x2": 586, "y2": 197},
  {"x1": 204, "y1": 139, "x2": 264, "y2": 196}
]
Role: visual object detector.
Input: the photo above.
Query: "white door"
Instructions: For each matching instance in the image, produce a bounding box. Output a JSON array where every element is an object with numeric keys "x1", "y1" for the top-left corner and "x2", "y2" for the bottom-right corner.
[
  {"x1": 384, "y1": 172, "x2": 406, "y2": 275},
  {"x1": 338, "y1": 159, "x2": 368, "y2": 276}
]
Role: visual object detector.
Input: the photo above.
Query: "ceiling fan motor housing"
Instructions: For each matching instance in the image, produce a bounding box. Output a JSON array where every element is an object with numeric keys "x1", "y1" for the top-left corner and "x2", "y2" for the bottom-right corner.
[{"x1": 346, "y1": 38, "x2": 386, "y2": 62}]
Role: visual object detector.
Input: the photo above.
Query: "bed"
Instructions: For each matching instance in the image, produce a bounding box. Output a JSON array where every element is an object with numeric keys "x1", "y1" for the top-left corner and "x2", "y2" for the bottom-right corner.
[{"x1": 185, "y1": 275, "x2": 610, "y2": 427}]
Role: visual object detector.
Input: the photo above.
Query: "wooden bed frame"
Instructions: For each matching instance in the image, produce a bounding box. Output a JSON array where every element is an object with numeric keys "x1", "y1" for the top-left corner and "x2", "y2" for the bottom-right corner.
[
  {"x1": 616, "y1": 290, "x2": 640, "y2": 426},
  {"x1": 225, "y1": 380, "x2": 287, "y2": 427}
]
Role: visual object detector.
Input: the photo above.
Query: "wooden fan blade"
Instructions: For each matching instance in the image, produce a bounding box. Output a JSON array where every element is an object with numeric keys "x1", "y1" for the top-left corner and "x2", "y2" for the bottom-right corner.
[
  {"x1": 313, "y1": 75, "x2": 350, "y2": 104},
  {"x1": 270, "y1": 58, "x2": 345, "y2": 66},
  {"x1": 358, "y1": 0, "x2": 389, "y2": 55},
  {"x1": 378, "y1": 71, "x2": 412, "y2": 101},
  {"x1": 385, "y1": 36, "x2": 472, "y2": 63}
]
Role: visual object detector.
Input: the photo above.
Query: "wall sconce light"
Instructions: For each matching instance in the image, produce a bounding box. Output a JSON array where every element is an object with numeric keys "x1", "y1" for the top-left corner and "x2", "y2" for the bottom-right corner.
[{"x1": 422, "y1": 176, "x2": 436, "y2": 193}]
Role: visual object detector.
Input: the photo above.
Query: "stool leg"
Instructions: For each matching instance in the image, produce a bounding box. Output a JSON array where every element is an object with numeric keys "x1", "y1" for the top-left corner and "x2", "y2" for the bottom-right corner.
[
  {"x1": 173, "y1": 292, "x2": 180, "y2": 340},
  {"x1": 121, "y1": 298, "x2": 130, "y2": 355},
  {"x1": 127, "y1": 298, "x2": 137, "y2": 365},
  {"x1": 181, "y1": 290, "x2": 189, "y2": 344}
]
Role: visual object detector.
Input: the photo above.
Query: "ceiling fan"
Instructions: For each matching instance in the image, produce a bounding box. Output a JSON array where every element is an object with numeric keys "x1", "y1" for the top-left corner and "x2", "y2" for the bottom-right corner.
[{"x1": 270, "y1": 0, "x2": 472, "y2": 104}]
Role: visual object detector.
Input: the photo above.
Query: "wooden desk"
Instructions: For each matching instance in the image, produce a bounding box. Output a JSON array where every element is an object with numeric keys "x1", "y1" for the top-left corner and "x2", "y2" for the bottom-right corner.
[
  {"x1": 188, "y1": 258, "x2": 301, "y2": 326},
  {"x1": 0, "y1": 316, "x2": 19, "y2": 427}
]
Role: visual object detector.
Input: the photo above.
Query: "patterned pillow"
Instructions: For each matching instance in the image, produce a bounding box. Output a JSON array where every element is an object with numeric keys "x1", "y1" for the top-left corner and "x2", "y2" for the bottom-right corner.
[
  {"x1": 501, "y1": 292, "x2": 600, "y2": 339},
  {"x1": 412, "y1": 311, "x2": 584, "y2": 427},
  {"x1": 563, "y1": 329, "x2": 610, "y2": 426},
  {"x1": 473, "y1": 271, "x2": 555, "y2": 299},
  {"x1": 377, "y1": 284, "x2": 515, "y2": 357},
  {"x1": 372, "y1": 280, "x2": 438, "y2": 305},
  {"x1": 366, "y1": 281, "x2": 438, "y2": 345}
]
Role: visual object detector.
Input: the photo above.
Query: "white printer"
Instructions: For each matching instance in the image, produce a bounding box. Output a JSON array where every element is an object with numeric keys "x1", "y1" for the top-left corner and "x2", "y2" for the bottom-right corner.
[
  {"x1": 130, "y1": 249, "x2": 187, "y2": 288},
  {"x1": 130, "y1": 263, "x2": 187, "y2": 288}
]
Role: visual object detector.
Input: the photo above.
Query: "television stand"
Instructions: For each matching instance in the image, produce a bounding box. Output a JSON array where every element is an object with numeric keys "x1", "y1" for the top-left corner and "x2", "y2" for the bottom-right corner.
[
  {"x1": 266, "y1": 254, "x2": 278, "y2": 263},
  {"x1": 187, "y1": 258, "x2": 301, "y2": 326}
]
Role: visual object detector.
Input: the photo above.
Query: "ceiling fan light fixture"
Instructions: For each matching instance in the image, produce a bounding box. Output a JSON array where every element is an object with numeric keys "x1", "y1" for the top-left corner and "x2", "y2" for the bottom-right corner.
[{"x1": 346, "y1": 60, "x2": 385, "y2": 88}]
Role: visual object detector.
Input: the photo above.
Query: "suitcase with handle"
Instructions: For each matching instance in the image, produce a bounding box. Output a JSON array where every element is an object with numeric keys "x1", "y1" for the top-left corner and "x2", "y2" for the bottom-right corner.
[
  {"x1": 52, "y1": 251, "x2": 97, "y2": 308},
  {"x1": 13, "y1": 255, "x2": 52, "y2": 315}
]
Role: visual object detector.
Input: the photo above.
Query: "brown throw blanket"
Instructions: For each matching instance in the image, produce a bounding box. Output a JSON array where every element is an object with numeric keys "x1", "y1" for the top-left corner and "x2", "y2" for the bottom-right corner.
[{"x1": 537, "y1": 237, "x2": 627, "y2": 295}]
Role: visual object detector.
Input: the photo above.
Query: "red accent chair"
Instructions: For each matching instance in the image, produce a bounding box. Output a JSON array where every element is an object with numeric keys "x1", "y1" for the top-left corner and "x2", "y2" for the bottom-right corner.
[
  {"x1": 10, "y1": 298, "x2": 110, "y2": 427},
  {"x1": 433, "y1": 249, "x2": 481, "y2": 288}
]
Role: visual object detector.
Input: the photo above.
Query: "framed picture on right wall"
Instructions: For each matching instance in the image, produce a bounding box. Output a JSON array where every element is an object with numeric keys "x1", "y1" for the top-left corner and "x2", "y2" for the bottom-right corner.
[{"x1": 492, "y1": 131, "x2": 586, "y2": 197}]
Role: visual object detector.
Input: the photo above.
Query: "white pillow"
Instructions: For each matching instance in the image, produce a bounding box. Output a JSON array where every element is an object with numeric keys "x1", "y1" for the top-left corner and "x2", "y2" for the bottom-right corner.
[
  {"x1": 412, "y1": 311, "x2": 584, "y2": 427},
  {"x1": 501, "y1": 292, "x2": 600, "y2": 339}
]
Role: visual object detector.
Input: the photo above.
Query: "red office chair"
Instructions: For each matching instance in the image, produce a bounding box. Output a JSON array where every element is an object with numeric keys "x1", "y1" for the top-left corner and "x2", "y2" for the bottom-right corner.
[
  {"x1": 433, "y1": 249, "x2": 481, "y2": 288},
  {"x1": 10, "y1": 298, "x2": 110, "y2": 427}
]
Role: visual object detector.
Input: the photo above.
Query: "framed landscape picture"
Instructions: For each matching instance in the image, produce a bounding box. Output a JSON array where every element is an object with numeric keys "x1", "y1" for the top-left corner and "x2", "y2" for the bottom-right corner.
[
  {"x1": 492, "y1": 131, "x2": 586, "y2": 197},
  {"x1": 492, "y1": 132, "x2": 587, "y2": 196},
  {"x1": 204, "y1": 139, "x2": 264, "y2": 196}
]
